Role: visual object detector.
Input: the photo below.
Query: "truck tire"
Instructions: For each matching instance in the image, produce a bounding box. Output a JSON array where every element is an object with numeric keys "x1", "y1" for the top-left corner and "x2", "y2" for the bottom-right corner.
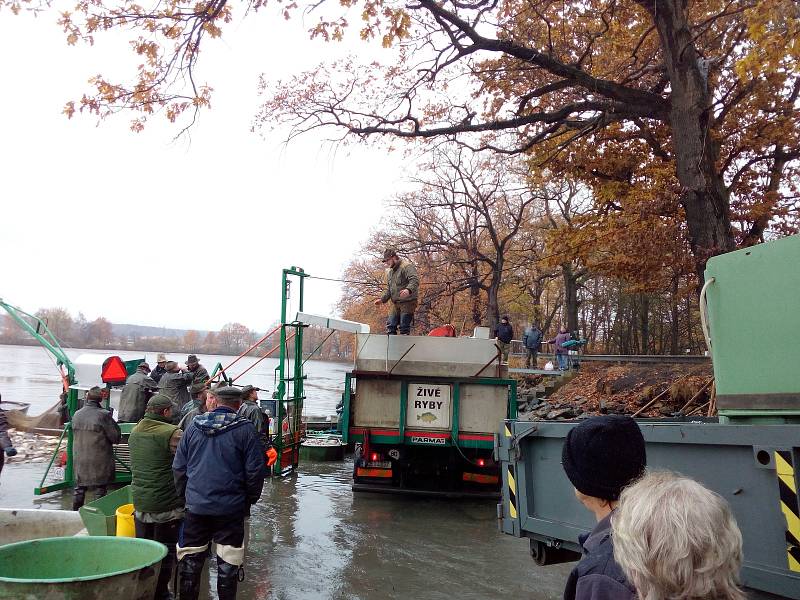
[{"x1": 529, "y1": 539, "x2": 580, "y2": 566}]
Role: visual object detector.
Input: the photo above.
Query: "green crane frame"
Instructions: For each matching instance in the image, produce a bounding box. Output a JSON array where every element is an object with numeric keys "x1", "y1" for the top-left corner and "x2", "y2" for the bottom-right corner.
[
  {"x1": 0, "y1": 299, "x2": 78, "y2": 494},
  {"x1": 271, "y1": 267, "x2": 308, "y2": 476}
]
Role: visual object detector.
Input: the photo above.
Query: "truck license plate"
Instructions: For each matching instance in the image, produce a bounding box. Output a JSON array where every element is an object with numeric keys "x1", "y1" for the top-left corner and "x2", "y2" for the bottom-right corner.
[{"x1": 368, "y1": 461, "x2": 392, "y2": 469}]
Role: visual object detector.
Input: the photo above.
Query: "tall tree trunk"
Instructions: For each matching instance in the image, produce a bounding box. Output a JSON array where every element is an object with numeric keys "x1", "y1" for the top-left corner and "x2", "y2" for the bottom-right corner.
[
  {"x1": 670, "y1": 276, "x2": 680, "y2": 354},
  {"x1": 561, "y1": 262, "x2": 580, "y2": 334},
  {"x1": 468, "y1": 264, "x2": 482, "y2": 326},
  {"x1": 486, "y1": 262, "x2": 503, "y2": 333},
  {"x1": 640, "y1": 295, "x2": 650, "y2": 354},
  {"x1": 639, "y1": 0, "x2": 736, "y2": 282}
]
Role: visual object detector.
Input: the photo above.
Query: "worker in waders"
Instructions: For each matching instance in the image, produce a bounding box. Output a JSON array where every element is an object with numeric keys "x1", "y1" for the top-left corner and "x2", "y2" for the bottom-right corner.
[
  {"x1": 150, "y1": 353, "x2": 169, "y2": 384},
  {"x1": 238, "y1": 385, "x2": 278, "y2": 469},
  {"x1": 158, "y1": 361, "x2": 194, "y2": 421},
  {"x1": 129, "y1": 393, "x2": 183, "y2": 600},
  {"x1": 0, "y1": 393, "x2": 18, "y2": 485},
  {"x1": 373, "y1": 247, "x2": 420, "y2": 335},
  {"x1": 71, "y1": 386, "x2": 121, "y2": 510},
  {"x1": 173, "y1": 385, "x2": 266, "y2": 600},
  {"x1": 119, "y1": 362, "x2": 157, "y2": 423}
]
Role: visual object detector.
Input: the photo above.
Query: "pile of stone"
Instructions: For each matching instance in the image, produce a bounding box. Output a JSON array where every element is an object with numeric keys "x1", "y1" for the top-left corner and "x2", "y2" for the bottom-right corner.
[{"x1": 4, "y1": 429, "x2": 63, "y2": 464}]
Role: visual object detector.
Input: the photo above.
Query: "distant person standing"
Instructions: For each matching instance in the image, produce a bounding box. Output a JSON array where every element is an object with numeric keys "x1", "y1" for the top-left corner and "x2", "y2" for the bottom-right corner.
[
  {"x1": 129, "y1": 393, "x2": 184, "y2": 600},
  {"x1": 174, "y1": 385, "x2": 266, "y2": 600},
  {"x1": 71, "y1": 386, "x2": 122, "y2": 510},
  {"x1": 0, "y1": 393, "x2": 18, "y2": 485},
  {"x1": 150, "y1": 353, "x2": 169, "y2": 384},
  {"x1": 185, "y1": 355, "x2": 209, "y2": 392},
  {"x1": 373, "y1": 247, "x2": 419, "y2": 335},
  {"x1": 119, "y1": 362, "x2": 157, "y2": 423},
  {"x1": 548, "y1": 326, "x2": 572, "y2": 371},
  {"x1": 158, "y1": 361, "x2": 194, "y2": 418},
  {"x1": 522, "y1": 323, "x2": 543, "y2": 369},
  {"x1": 494, "y1": 315, "x2": 514, "y2": 363}
]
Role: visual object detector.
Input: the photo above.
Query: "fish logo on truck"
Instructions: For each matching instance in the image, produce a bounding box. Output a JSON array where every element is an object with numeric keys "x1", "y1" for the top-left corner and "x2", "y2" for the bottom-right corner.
[
  {"x1": 417, "y1": 412, "x2": 438, "y2": 423},
  {"x1": 406, "y1": 383, "x2": 452, "y2": 429}
]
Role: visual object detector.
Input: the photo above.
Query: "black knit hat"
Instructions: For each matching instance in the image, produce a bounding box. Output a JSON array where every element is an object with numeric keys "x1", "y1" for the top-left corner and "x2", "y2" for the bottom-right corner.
[{"x1": 561, "y1": 415, "x2": 646, "y2": 501}]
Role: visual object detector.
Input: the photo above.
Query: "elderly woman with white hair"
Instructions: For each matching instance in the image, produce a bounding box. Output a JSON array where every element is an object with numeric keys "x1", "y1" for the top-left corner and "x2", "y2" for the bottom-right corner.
[{"x1": 612, "y1": 471, "x2": 746, "y2": 600}]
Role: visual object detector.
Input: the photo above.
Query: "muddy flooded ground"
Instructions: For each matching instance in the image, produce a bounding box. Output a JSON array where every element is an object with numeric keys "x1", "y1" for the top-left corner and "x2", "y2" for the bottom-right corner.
[{"x1": 1, "y1": 460, "x2": 571, "y2": 600}]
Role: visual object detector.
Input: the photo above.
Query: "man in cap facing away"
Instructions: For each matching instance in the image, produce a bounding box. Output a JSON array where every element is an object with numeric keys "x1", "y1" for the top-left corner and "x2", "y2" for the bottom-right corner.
[
  {"x1": 150, "y1": 353, "x2": 169, "y2": 384},
  {"x1": 158, "y1": 361, "x2": 194, "y2": 419},
  {"x1": 173, "y1": 384, "x2": 266, "y2": 600},
  {"x1": 71, "y1": 386, "x2": 122, "y2": 510},
  {"x1": 129, "y1": 393, "x2": 184, "y2": 600},
  {"x1": 119, "y1": 362, "x2": 157, "y2": 423},
  {"x1": 373, "y1": 247, "x2": 419, "y2": 335}
]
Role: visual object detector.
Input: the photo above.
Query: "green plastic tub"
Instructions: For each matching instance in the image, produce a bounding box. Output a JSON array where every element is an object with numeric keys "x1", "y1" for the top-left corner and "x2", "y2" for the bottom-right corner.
[
  {"x1": 0, "y1": 536, "x2": 166, "y2": 600},
  {"x1": 79, "y1": 485, "x2": 132, "y2": 536}
]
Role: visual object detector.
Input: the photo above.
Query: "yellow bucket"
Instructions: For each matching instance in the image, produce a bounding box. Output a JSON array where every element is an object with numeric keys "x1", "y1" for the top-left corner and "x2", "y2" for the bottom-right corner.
[{"x1": 115, "y1": 503, "x2": 135, "y2": 537}]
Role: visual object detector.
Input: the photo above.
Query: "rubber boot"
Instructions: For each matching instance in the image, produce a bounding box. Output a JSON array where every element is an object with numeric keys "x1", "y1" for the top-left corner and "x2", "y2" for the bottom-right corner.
[
  {"x1": 71, "y1": 487, "x2": 86, "y2": 511},
  {"x1": 177, "y1": 554, "x2": 205, "y2": 600},
  {"x1": 154, "y1": 550, "x2": 176, "y2": 600},
  {"x1": 216, "y1": 557, "x2": 240, "y2": 600}
]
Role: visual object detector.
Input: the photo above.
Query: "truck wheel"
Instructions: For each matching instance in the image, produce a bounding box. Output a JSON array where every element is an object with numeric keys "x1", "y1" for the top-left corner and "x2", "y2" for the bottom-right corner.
[
  {"x1": 529, "y1": 540, "x2": 548, "y2": 565},
  {"x1": 530, "y1": 539, "x2": 580, "y2": 566}
]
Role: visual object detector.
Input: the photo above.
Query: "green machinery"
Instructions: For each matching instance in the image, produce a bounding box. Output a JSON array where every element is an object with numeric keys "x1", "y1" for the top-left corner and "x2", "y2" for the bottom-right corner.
[{"x1": 0, "y1": 300, "x2": 142, "y2": 494}]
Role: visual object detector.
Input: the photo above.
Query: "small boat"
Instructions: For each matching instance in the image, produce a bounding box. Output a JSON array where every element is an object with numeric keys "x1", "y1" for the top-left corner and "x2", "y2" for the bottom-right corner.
[{"x1": 299, "y1": 435, "x2": 346, "y2": 462}]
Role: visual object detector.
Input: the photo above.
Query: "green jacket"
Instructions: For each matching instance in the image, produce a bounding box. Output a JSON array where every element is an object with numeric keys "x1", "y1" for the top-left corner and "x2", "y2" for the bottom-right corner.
[
  {"x1": 129, "y1": 415, "x2": 182, "y2": 514},
  {"x1": 380, "y1": 258, "x2": 419, "y2": 304}
]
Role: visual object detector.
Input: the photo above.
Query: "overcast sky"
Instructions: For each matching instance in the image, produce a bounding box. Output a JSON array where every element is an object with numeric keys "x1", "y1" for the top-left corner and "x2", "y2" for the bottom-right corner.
[{"x1": 0, "y1": 8, "x2": 407, "y2": 332}]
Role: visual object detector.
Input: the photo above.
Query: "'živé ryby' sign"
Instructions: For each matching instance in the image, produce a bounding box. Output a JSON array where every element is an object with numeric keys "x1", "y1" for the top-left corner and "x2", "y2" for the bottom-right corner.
[{"x1": 406, "y1": 383, "x2": 451, "y2": 429}]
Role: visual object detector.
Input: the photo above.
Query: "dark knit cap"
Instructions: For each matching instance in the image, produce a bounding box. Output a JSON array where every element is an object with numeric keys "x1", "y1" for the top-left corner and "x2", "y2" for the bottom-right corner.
[{"x1": 561, "y1": 415, "x2": 646, "y2": 501}]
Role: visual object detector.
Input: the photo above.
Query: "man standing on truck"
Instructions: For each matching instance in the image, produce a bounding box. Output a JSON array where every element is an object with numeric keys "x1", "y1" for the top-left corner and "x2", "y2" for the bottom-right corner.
[
  {"x1": 129, "y1": 393, "x2": 184, "y2": 600},
  {"x1": 71, "y1": 386, "x2": 122, "y2": 510},
  {"x1": 494, "y1": 315, "x2": 514, "y2": 363},
  {"x1": 373, "y1": 247, "x2": 420, "y2": 335},
  {"x1": 560, "y1": 415, "x2": 646, "y2": 600},
  {"x1": 173, "y1": 384, "x2": 266, "y2": 600},
  {"x1": 522, "y1": 322, "x2": 543, "y2": 369}
]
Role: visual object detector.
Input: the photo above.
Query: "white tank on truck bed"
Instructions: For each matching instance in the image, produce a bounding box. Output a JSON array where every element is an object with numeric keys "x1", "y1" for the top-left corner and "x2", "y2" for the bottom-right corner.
[{"x1": 354, "y1": 333, "x2": 501, "y2": 378}]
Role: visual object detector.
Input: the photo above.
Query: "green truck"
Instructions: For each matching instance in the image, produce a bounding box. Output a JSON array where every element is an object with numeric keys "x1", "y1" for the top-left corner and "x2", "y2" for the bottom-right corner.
[
  {"x1": 497, "y1": 234, "x2": 800, "y2": 598},
  {"x1": 341, "y1": 333, "x2": 517, "y2": 496}
]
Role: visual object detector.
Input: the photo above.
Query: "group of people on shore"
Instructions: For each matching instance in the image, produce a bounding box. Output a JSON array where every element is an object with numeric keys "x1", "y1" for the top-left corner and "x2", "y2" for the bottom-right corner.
[{"x1": 66, "y1": 354, "x2": 276, "y2": 600}]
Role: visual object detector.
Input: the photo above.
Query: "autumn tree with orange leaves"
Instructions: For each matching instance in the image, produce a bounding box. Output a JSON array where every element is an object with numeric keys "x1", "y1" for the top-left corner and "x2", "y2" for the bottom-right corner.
[{"x1": 4, "y1": 0, "x2": 797, "y2": 278}]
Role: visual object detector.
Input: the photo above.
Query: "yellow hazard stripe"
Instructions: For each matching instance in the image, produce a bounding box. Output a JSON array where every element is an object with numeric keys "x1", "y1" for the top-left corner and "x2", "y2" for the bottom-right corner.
[
  {"x1": 507, "y1": 465, "x2": 518, "y2": 519},
  {"x1": 775, "y1": 450, "x2": 800, "y2": 573},
  {"x1": 777, "y1": 451, "x2": 798, "y2": 494}
]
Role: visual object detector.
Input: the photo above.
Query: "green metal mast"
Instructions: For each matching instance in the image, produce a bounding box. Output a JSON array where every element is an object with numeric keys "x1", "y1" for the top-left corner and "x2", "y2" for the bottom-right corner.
[
  {"x1": 0, "y1": 299, "x2": 78, "y2": 494},
  {"x1": 272, "y1": 268, "x2": 308, "y2": 475}
]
